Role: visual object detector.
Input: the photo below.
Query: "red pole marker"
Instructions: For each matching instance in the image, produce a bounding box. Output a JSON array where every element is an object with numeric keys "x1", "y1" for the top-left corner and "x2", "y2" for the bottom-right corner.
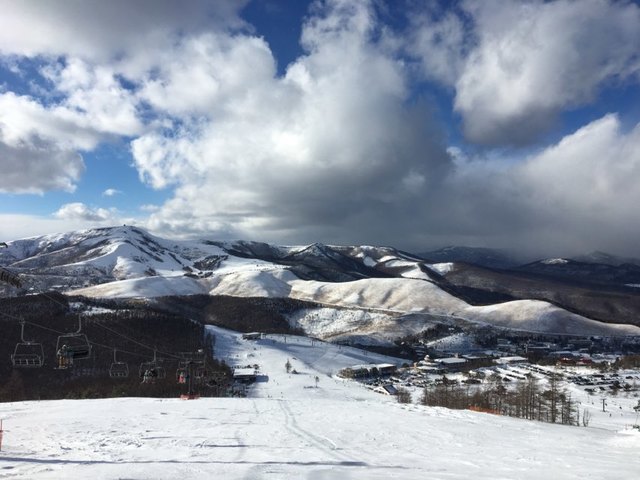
[{"x1": 0, "y1": 419, "x2": 4, "y2": 451}]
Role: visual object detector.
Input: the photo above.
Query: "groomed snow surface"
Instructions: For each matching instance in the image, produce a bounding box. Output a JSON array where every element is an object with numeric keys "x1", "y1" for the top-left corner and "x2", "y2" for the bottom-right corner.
[{"x1": 1, "y1": 326, "x2": 639, "y2": 479}]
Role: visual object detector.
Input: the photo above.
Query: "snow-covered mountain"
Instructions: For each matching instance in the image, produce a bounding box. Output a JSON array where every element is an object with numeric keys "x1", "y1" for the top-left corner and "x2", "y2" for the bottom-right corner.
[
  {"x1": 572, "y1": 250, "x2": 640, "y2": 267},
  {"x1": 2, "y1": 226, "x2": 639, "y2": 342},
  {"x1": 517, "y1": 258, "x2": 640, "y2": 286}
]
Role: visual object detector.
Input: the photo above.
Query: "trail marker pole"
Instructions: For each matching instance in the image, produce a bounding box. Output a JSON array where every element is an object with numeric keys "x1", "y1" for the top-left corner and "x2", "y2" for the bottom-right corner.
[{"x1": 0, "y1": 419, "x2": 4, "y2": 451}]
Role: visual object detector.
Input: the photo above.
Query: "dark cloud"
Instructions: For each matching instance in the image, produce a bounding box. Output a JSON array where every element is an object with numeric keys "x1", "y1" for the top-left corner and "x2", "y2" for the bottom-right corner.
[{"x1": 0, "y1": 141, "x2": 83, "y2": 194}]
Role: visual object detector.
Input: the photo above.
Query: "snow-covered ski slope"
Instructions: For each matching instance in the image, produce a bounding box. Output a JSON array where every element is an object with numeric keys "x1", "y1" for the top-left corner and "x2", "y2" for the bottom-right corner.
[{"x1": 0, "y1": 326, "x2": 638, "y2": 479}]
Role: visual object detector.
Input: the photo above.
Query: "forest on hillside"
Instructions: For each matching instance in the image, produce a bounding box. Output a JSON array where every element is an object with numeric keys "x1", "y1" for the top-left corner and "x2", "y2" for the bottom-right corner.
[{"x1": 0, "y1": 294, "x2": 230, "y2": 402}]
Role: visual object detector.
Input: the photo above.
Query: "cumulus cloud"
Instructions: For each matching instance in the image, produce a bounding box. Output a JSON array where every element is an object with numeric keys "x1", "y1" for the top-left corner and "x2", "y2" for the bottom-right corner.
[
  {"x1": 132, "y1": 0, "x2": 452, "y2": 243},
  {"x1": 442, "y1": 114, "x2": 640, "y2": 256},
  {"x1": 53, "y1": 203, "x2": 117, "y2": 223},
  {"x1": 102, "y1": 188, "x2": 122, "y2": 197},
  {"x1": 0, "y1": 82, "x2": 139, "y2": 193},
  {"x1": 409, "y1": 0, "x2": 640, "y2": 145},
  {"x1": 0, "y1": 92, "x2": 103, "y2": 151},
  {"x1": 0, "y1": 0, "x2": 247, "y2": 62},
  {"x1": 41, "y1": 59, "x2": 143, "y2": 137},
  {"x1": 405, "y1": 3, "x2": 471, "y2": 86},
  {"x1": 138, "y1": 34, "x2": 276, "y2": 118},
  {"x1": 0, "y1": 1, "x2": 244, "y2": 195},
  {"x1": 0, "y1": 142, "x2": 84, "y2": 194}
]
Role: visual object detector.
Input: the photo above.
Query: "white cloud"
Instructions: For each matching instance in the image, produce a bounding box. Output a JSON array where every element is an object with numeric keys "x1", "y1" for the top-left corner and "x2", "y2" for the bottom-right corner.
[
  {"x1": 0, "y1": 1, "x2": 246, "y2": 196},
  {"x1": 102, "y1": 188, "x2": 122, "y2": 197},
  {"x1": 0, "y1": 214, "x2": 88, "y2": 240},
  {"x1": 444, "y1": 114, "x2": 640, "y2": 255},
  {"x1": 0, "y1": 0, "x2": 247, "y2": 62},
  {"x1": 138, "y1": 34, "x2": 276, "y2": 118},
  {"x1": 42, "y1": 58, "x2": 143, "y2": 137},
  {"x1": 0, "y1": 92, "x2": 102, "y2": 150},
  {"x1": 406, "y1": 6, "x2": 470, "y2": 86},
  {"x1": 0, "y1": 86, "x2": 137, "y2": 193},
  {"x1": 516, "y1": 114, "x2": 640, "y2": 221},
  {"x1": 0, "y1": 212, "x2": 143, "y2": 241},
  {"x1": 409, "y1": 0, "x2": 640, "y2": 145},
  {"x1": 131, "y1": 0, "x2": 451, "y2": 242},
  {"x1": 53, "y1": 203, "x2": 116, "y2": 222}
]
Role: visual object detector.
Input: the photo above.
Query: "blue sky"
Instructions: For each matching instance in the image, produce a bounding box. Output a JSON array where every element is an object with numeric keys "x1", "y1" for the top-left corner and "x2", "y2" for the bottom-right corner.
[{"x1": 1, "y1": 0, "x2": 640, "y2": 257}]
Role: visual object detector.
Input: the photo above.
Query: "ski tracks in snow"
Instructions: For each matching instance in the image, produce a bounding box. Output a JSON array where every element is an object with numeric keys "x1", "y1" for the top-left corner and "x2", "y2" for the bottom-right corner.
[{"x1": 278, "y1": 399, "x2": 351, "y2": 463}]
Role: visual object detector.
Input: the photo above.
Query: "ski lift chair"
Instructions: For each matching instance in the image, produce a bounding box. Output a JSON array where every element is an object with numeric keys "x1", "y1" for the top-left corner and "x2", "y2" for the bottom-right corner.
[
  {"x1": 176, "y1": 350, "x2": 205, "y2": 383},
  {"x1": 139, "y1": 349, "x2": 166, "y2": 382},
  {"x1": 194, "y1": 365, "x2": 207, "y2": 383},
  {"x1": 11, "y1": 320, "x2": 44, "y2": 368},
  {"x1": 176, "y1": 367, "x2": 188, "y2": 384},
  {"x1": 109, "y1": 349, "x2": 129, "y2": 378},
  {"x1": 56, "y1": 316, "x2": 92, "y2": 366}
]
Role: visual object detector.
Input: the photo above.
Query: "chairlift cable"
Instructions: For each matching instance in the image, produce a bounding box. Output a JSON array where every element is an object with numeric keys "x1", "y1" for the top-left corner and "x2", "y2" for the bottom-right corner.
[
  {"x1": 17, "y1": 318, "x2": 181, "y2": 362},
  {"x1": 18, "y1": 319, "x2": 163, "y2": 360},
  {"x1": 84, "y1": 340, "x2": 154, "y2": 360},
  {"x1": 22, "y1": 319, "x2": 66, "y2": 335},
  {"x1": 1, "y1": 281, "x2": 194, "y2": 364},
  {"x1": 25, "y1": 291, "x2": 186, "y2": 360},
  {"x1": 0, "y1": 309, "x2": 24, "y2": 323},
  {"x1": 93, "y1": 321, "x2": 182, "y2": 360},
  {"x1": 13, "y1": 308, "x2": 176, "y2": 360},
  {"x1": 2, "y1": 251, "x2": 200, "y2": 367}
]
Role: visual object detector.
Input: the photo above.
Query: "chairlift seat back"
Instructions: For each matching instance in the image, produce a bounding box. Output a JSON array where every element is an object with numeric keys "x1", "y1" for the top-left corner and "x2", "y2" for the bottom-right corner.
[
  {"x1": 109, "y1": 362, "x2": 129, "y2": 378},
  {"x1": 12, "y1": 342, "x2": 44, "y2": 368},
  {"x1": 12, "y1": 322, "x2": 44, "y2": 368},
  {"x1": 139, "y1": 362, "x2": 166, "y2": 379},
  {"x1": 57, "y1": 333, "x2": 91, "y2": 360}
]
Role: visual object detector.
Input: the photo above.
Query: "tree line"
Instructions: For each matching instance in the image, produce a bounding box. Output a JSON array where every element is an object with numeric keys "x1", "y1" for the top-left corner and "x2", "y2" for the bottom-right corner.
[
  {"x1": 415, "y1": 373, "x2": 587, "y2": 426},
  {"x1": 0, "y1": 294, "x2": 231, "y2": 402}
]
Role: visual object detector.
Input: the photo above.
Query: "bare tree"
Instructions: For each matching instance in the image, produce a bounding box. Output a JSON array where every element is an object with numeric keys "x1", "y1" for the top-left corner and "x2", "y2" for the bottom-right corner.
[
  {"x1": 396, "y1": 387, "x2": 412, "y2": 404},
  {"x1": 582, "y1": 409, "x2": 592, "y2": 427}
]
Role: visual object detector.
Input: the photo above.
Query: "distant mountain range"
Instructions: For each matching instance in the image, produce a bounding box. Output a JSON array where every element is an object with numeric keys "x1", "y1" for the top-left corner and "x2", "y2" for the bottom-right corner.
[
  {"x1": 1, "y1": 226, "x2": 639, "y2": 344},
  {"x1": 417, "y1": 246, "x2": 521, "y2": 269},
  {"x1": 418, "y1": 246, "x2": 640, "y2": 270}
]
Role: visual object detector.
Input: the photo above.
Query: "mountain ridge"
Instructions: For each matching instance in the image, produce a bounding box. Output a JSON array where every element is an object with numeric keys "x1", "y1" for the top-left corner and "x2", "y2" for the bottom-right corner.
[{"x1": 2, "y1": 226, "x2": 640, "y2": 343}]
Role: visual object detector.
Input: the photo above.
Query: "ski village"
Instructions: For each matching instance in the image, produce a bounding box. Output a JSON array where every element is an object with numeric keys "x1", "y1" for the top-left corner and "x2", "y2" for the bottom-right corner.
[{"x1": 0, "y1": 226, "x2": 639, "y2": 479}]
